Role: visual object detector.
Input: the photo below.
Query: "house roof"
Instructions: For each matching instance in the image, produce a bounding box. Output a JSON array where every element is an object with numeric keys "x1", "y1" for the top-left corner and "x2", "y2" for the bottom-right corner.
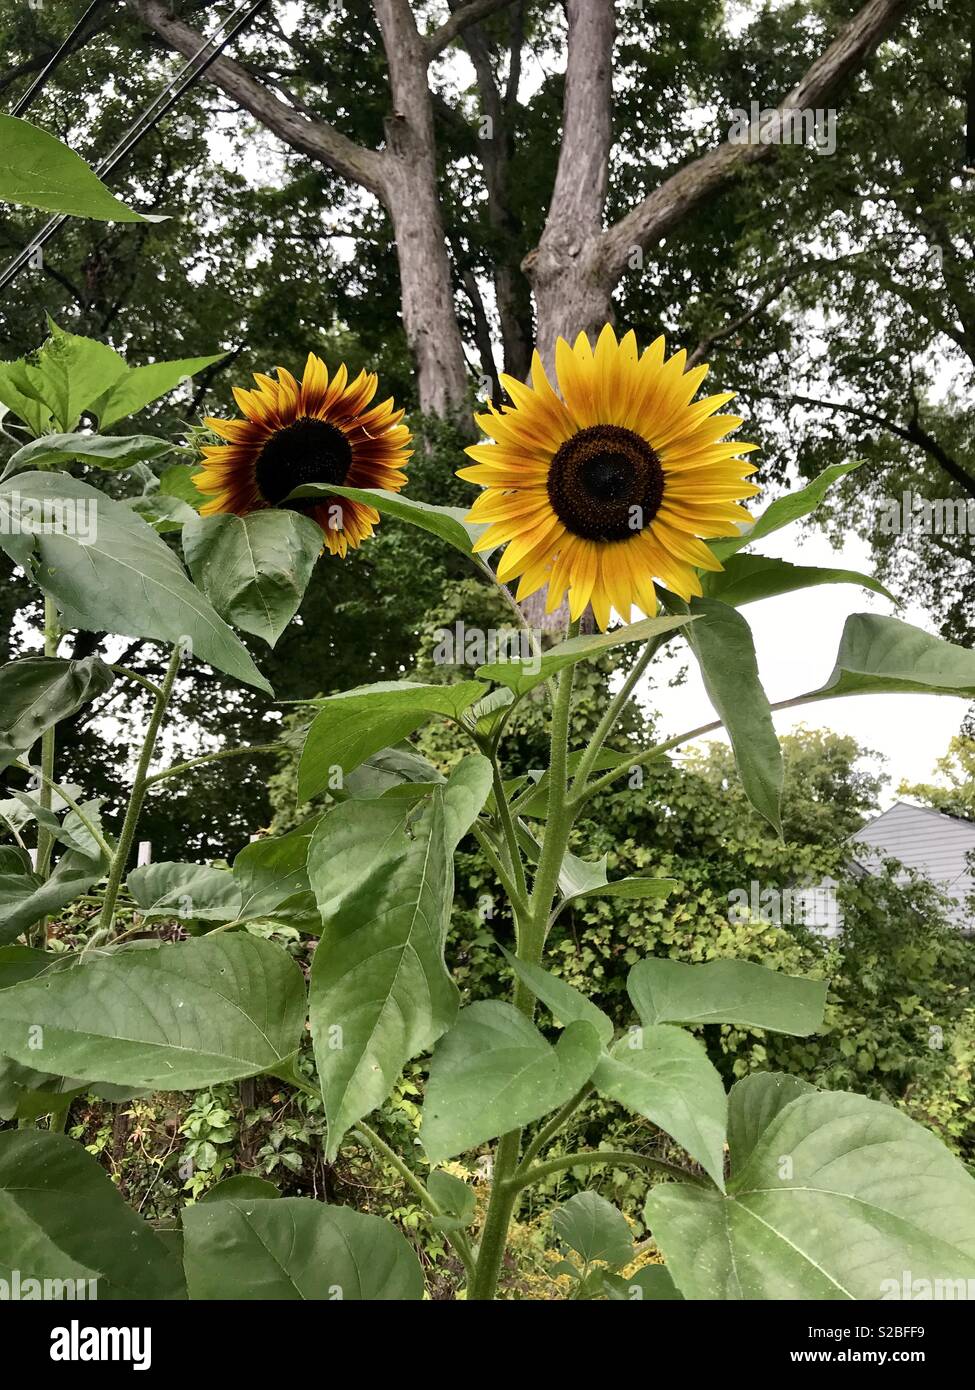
[{"x1": 850, "y1": 800, "x2": 975, "y2": 926}]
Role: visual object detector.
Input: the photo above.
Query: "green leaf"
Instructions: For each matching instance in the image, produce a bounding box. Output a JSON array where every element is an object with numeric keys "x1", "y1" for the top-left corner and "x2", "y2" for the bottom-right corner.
[
  {"x1": 341, "y1": 744, "x2": 445, "y2": 801},
  {"x1": 0, "y1": 943, "x2": 50, "y2": 989},
  {"x1": 710, "y1": 461, "x2": 864, "y2": 563},
  {"x1": 124, "y1": 493, "x2": 197, "y2": 533},
  {"x1": 286, "y1": 482, "x2": 485, "y2": 556},
  {"x1": 183, "y1": 511, "x2": 323, "y2": 648},
  {"x1": 477, "y1": 614, "x2": 692, "y2": 698},
  {"x1": 802, "y1": 613, "x2": 975, "y2": 703},
  {"x1": 592, "y1": 1026, "x2": 727, "y2": 1189},
  {"x1": 2, "y1": 432, "x2": 175, "y2": 481},
  {"x1": 0, "y1": 655, "x2": 114, "y2": 772},
  {"x1": 126, "y1": 861, "x2": 242, "y2": 923},
  {"x1": 701, "y1": 552, "x2": 897, "y2": 607},
  {"x1": 645, "y1": 1088, "x2": 975, "y2": 1300},
  {"x1": 685, "y1": 597, "x2": 783, "y2": 834},
  {"x1": 627, "y1": 958, "x2": 828, "y2": 1037},
  {"x1": 182, "y1": 1197, "x2": 424, "y2": 1300},
  {"x1": 502, "y1": 949, "x2": 614, "y2": 1047},
  {"x1": 604, "y1": 1264, "x2": 684, "y2": 1301},
  {"x1": 0, "y1": 322, "x2": 126, "y2": 433},
  {"x1": 309, "y1": 758, "x2": 491, "y2": 1158},
  {"x1": 427, "y1": 1171, "x2": 476, "y2": 1227},
  {"x1": 0, "y1": 1130, "x2": 184, "y2": 1300},
  {"x1": 297, "y1": 679, "x2": 485, "y2": 800},
  {"x1": 726, "y1": 1072, "x2": 817, "y2": 1171},
  {"x1": 158, "y1": 462, "x2": 205, "y2": 509},
  {"x1": 0, "y1": 473, "x2": 272, "y2": 695},
  {"x1": 0, "y1": 115, "x2": 160, "y2": 222},
  {"x1": 552, "y1": 1191, "x2": 635, "y2": 1268},
  {"x1": 0, "y1": 848, "x2": 107, "y2": 945},
  {"x1": 200, "y1": 1174, "x2": 280, "y2": 1203},
  {"x1": 557, "y1": 849, "x2": 676, "y2": 905},
  {"x1": 422, "y1": 1002, "x2": 602, "y2": 1164},
  {"x1": 91, "y1": 354, "x2": 225, "y2": 429},
  {"x1": 230, "y1": 822, "x2": 321, "y2": 930},
  {"x1": 0, "y1": 935, "x2": 306, "y2": 1088}
]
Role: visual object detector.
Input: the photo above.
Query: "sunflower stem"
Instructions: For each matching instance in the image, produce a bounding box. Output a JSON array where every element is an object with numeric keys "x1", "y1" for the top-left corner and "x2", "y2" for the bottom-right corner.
[
  {"x1": 97, "y1": 644, "x2": 184, "y2": 936},
  {"x1": 469, "y1": 617, "x2": 581, "y2": 1302}
]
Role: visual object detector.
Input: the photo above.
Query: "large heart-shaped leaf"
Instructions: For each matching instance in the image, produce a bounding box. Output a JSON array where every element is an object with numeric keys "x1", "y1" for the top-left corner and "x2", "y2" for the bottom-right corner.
[
  {"x1": 684, "y1": 597, "x2": 783, "y2": 835},
  {"x1": 297, "y1": 679, "x2": 485, "y2": 800},
  {"x1": 627, "y1": 958, "x2": 827, "y2": 1037},
  {"x1": 422, "y1": 1001, "x2": 602, "y2": 1164},
  {"x1": 592, "y1": 1025, "x2": 727, "y2": 1189},
  {"x1": 803, "y1": 613, "x2": 975, "y2": 702},
  {"x1": 0, "y1": 116, "x2": 159, "y2": 222},
  {"x1": 182, "y1": 1197, "x2": 423, "y2": 1300},
  {"x1": 182, "y1": 511, "x2": 323, "y2": 647},
  {"x1": 0, "y1": 935, "x2": 306, "y2": 1088},
  {"x1": 309, "y1": 757, "x2": 491, "y2": 1158},
  {"x1": 645, "y1": 1084, "x2": 975, "y2": 1299},
  {"x1": 0, "y1": 655, "x2": 113, "y2": 772},
  {"x1": 0, "y1": 1130, "x2": 184, "y2": 1300},
  {"x1": 0, "y1": 473, "x2": 271, "y2": 694},
  {"x1": 477, "y1": 615, "x2": 691, "y2": 698}
]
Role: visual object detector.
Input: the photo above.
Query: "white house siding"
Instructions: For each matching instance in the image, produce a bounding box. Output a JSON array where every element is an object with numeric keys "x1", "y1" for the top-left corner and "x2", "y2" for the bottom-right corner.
[{"x1": 800, "y1": 802, "x2": 975, "y2": 935}]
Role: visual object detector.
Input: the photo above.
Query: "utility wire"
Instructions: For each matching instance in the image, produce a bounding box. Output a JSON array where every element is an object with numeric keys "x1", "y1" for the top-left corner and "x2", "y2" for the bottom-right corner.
[
  {"x1": 0, "y1": 0, "x2": 272, "y2": 296},
  {"x1": 12, "y1": 0, "x2": 113, "y2": 117}
]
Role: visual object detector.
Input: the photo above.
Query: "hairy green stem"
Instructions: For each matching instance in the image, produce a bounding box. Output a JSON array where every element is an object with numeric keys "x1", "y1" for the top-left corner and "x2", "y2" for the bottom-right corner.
[
  {"x1": 13, "y1": 759, "x2": 114, "y2": 862},
  {"x1": 145, "y1": 741, "x2": 283, "y2": 787},
  {"x1": 573, "y1": 689, "x2": 821, "y2": 807},
  {"x1": 502, "y1": 1149, "x2": 710, "y2": 1195},
  {"x1": 110, "y1": 665, "x2": 165, "y2": 699},
  {"x1": 469, "y1": 619, "x2": 582, "y2": 1302},
  {"x1": 97, "y1": 645, "x2": 183, "y2": 935},
  {"x1": 354, "y1": 1123, "x2": 476, "y2": 1278},
  {"x1": 515, "y1": 1084, "x2": 592, "y2": 1176},
  {"x1": 34, "y1": 595, "x2": 60, "y2": 882}
]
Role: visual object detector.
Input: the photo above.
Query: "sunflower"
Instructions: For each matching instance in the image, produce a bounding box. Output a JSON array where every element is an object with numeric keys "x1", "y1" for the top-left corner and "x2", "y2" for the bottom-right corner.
[
  {"x1": 458, "y1": 326, "x2": 760, "y2": 629},
  {"x1": 196, "y1": 352, "x2": 412, "y2": 556}
]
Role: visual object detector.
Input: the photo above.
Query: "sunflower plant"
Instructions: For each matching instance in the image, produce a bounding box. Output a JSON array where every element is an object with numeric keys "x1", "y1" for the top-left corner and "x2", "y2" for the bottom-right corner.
[{"x1": 2, "y1": 323, "x2": 975, "y2": 1302}]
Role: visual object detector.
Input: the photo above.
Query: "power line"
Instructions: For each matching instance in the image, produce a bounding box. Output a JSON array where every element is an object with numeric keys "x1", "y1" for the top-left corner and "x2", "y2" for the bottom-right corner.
[
  {"x1": 12, "y1": 0, "x2": 113, "y2": 118},
  {"x1": 0, "y1": 0, "x2": 272, "y2": 296}
]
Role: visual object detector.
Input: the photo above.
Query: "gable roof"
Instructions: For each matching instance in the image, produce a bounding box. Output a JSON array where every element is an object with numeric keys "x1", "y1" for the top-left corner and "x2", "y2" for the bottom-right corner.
[{"x1": 850, "y1": 800, "x2": 975, "y2": 927}]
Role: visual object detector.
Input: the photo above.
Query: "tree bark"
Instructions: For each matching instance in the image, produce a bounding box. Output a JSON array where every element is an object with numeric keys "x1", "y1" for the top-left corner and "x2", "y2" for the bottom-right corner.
[
  {"x1": 127, "y1": 0, "x2": 473, "y2": 417},
  {"x1": 523, "y1": 0, "x2": 616, "y2": 373}
]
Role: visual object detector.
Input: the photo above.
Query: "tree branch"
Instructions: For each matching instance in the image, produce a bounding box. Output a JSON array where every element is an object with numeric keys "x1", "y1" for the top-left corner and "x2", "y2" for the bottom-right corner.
[
  {"x1": 600, "y1": 0, "x2": 911, "y2": 279},
  {"x1": 424, "y1": 0, "x2": 520, "y2": 61},
  {"x1": 743, "y1": 386, "x2": 975, "y2": 499},
  {"x1": 125, "y1": 0, "x2": 388, "y2": 199}
]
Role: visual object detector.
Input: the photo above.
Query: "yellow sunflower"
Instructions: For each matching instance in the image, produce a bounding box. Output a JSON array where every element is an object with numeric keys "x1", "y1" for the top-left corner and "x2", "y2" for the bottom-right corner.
[
  {"x1": 458, "y1": 326, "x2": 760, "y2": 629},
  {"x1": 196, "y1": 352, "x2": 412, "y2": 556}
]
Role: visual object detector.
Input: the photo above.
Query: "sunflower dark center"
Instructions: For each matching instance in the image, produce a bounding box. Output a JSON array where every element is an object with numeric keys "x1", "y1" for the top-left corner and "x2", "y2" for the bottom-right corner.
[
  {"x1": 255, "y1": 417, "x2": 353, "y2": 507},
  {"x1": 547, "y1": 424, "x2": 664, "y2": 541}
]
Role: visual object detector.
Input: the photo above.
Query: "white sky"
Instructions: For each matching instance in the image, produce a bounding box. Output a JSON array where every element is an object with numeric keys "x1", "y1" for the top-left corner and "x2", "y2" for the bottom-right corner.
[{"x1": 646, "y1": 517, "x2": 964, "y2": 801}]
